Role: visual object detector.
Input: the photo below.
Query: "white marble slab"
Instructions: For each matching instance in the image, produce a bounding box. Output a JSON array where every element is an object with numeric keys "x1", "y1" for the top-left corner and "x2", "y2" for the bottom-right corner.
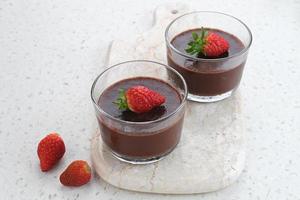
[{"x1": 91, "y1": 4, "x2": 245, "y2": 194}]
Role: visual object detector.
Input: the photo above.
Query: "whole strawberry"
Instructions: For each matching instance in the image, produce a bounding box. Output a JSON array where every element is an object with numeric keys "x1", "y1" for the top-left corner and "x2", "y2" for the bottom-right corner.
[
  {"x1": 185, "y1": 27, "x2": 229, "y2": 58},
  {"x1": 114, "y1": 85, "x2": 165, "y2": 113},
  {"x1": 60, "y1": 160, "x2": 91, "y2": 187},
  {"x1": 37, "y1": 133, "x2": 65, "y2": 172}
]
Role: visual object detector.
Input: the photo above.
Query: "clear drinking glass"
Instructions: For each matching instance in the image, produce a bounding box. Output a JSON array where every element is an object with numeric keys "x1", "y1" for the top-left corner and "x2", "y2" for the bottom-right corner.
[
  {"x1": 165, "y1": 11, "x2": 252, "y2": 102},
  {"x1": 91, "y1": 60, "x2": 187, "y2": 164}
]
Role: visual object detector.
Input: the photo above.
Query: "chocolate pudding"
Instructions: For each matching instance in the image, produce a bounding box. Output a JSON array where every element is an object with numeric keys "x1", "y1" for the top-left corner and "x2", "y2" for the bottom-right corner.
[
  {"x1": 97, "y1": 77, "x2": 184, "y2": 160},
  {"x1": 167, "y1": 28, "x2": 246, "y2": 96}
]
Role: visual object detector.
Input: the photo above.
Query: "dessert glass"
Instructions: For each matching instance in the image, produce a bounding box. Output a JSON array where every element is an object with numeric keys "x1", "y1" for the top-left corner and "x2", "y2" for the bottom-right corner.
[
  {"x1": 91, "y1": 60, "x2": 187, "y2": 164},
  {"x1": 165, "y1": 11, "x2": 252, "y2": 102}
]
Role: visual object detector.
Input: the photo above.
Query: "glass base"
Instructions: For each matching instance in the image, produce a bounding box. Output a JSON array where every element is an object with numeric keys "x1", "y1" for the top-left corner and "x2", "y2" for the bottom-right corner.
[
  {"x1": 187, "y1": 90, "x2": 234, "y2": 103},
  {"x1": 111, "y1": 151, "x2": 165, "y2": 165}
]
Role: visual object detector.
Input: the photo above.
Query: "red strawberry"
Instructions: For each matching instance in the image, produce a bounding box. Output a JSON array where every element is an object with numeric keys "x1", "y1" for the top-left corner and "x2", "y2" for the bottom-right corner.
[
  {"x1": 185, "y1": 28, "x2": 229, "y2": 58},
  {"x1": 203, "y1": 32, "x2": 229, "y2": 57},
  {"x1": 114, "y1": 85, "x2": 166, "y2": 113},
  {"x1": 59, "y1": 160, "x2": 91, "y2": 187},
  {"x1": 37, "y1": 133, "x2": 65, "y2": 172}
]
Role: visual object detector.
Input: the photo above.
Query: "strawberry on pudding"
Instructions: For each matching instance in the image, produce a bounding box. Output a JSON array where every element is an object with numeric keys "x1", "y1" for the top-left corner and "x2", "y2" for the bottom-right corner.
[
  {"x1": 114, "y1": 85, "x2": 166, "y2": 114},
  {"x1": 185, "y1": 28, "x2": 230, "y2": 58}
]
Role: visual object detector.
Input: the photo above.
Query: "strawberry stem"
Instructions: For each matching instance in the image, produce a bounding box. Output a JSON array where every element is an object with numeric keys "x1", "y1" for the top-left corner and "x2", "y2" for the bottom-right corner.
[
  {"x1": 185, "y1": 27, "x2": 207, "y2": 56},
  {"x1": 113, "y1": 88, "x2": 129, "y2": 111}
]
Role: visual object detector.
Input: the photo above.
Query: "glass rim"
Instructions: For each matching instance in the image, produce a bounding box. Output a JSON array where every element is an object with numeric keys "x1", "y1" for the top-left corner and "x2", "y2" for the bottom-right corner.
[
  {"x1": 90, "y1": 60, "x2": 188, "y2": 125},
  {"x1": 165, "y1": 11, "x2": 253, "y2": 62}
]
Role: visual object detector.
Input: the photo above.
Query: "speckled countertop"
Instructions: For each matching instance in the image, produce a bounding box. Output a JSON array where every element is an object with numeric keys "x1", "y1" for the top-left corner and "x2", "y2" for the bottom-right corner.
[{"x1": 0, "y1": 0, "x2": 299, "y2": 199}]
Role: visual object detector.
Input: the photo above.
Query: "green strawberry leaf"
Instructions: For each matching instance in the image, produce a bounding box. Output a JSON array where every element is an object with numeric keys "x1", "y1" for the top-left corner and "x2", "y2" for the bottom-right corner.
[
  {"x1": 113, "y1": 88, "x2": 129, "y2": 110},
  {"x1": 192, "y1": 32, "x2": 198, "y2": 40},
  {"x1": 185, "y1": 27, "x2": 208, "y2": 56}
]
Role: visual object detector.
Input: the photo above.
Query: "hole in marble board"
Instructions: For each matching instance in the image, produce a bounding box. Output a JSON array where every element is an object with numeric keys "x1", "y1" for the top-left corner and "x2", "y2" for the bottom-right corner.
[{"x1": 171, "y1": 10, "x2": 178, "y2": 14}]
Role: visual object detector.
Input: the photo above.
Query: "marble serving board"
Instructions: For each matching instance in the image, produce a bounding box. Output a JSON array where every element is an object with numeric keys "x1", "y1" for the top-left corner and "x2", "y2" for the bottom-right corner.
[{"x1": 91, "y1": 4, "x2": 245, "y2": 194}]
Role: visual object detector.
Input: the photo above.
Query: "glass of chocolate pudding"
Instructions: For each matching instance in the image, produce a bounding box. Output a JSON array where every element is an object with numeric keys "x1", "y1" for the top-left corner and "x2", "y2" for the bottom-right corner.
[
  {"x1": 91, "y1": 60, "x2": 187, "y2": 164},
  {"x1": 165, "y1": 11, "x2": 252, "y2": 102}
]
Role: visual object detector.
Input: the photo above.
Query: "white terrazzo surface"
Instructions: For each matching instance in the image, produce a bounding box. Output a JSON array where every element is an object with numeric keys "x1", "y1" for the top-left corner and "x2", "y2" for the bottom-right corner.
[{"x1": 0, "y1": 0, "x2": 300, "y2": 199}]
